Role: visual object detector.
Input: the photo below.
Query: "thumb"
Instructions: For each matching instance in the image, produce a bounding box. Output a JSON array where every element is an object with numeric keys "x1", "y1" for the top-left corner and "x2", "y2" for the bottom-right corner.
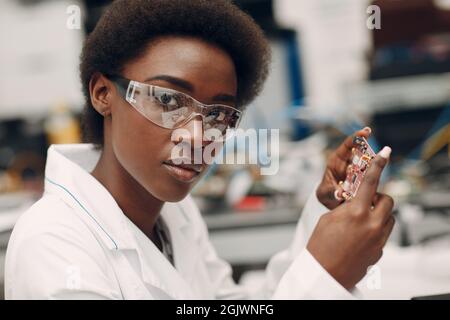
[{"x1": 355, "y1": 146, "x2": 391, "y2": 207}]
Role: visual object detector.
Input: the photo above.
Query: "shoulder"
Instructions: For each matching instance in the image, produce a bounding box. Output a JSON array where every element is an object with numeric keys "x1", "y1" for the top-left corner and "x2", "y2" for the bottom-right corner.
[
  {"x1": 5, "y1": 194, "x2": 113, "y2": 298},
  {"x1": 8, "y1": 193, "x2": 100, "y2": 248}
]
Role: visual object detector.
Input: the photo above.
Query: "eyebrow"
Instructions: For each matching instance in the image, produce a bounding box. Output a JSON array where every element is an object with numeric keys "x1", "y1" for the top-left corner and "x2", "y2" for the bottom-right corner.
[
  {"x1": 144, "y1": 74, "x2": 237, "y2": 105},
  {"x1": 212, "y1": 93, "x2": 236, "y2": 104},
  {"x1": 145, "y1": 75, "x2": 194, "y2": 92}
]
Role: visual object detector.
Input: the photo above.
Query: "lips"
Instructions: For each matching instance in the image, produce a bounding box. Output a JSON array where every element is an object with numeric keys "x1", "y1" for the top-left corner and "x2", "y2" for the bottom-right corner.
[{"x1": 162, "y1": 159, "x2": 203, "y2": 183}]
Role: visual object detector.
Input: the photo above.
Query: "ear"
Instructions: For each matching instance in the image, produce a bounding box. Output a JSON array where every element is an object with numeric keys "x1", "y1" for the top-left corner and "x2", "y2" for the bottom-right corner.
[{"x1": 89, "y1": 72, "x2": 114, "y2": 117}]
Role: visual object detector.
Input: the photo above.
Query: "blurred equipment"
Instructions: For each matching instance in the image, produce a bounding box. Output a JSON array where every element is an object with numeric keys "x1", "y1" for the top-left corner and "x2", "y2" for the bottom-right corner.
[
  {"x1": 0, "y1": 0, "x2": 84, "y2": 119},
  {"x1": 44, "y1": 103, "x2": 81, "y2": 145},
  {"x1": 421, "y1": 122, "x2": 450, "y2": 160},
  {"x1": 371, "y1": 0, "x2": 450, "y2": 79}
]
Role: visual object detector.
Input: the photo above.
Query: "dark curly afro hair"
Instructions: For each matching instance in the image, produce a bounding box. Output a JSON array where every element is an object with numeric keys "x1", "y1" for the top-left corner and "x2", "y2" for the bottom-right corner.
[{"x1": 79, "y1": 0, "x2": 271, "y2": 147}]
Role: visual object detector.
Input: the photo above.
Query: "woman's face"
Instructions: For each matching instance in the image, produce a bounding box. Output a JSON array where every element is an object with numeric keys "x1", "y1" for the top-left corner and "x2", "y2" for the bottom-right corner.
[{"x1": 107, "y1": 36, "x2": 237, "y2": 202}]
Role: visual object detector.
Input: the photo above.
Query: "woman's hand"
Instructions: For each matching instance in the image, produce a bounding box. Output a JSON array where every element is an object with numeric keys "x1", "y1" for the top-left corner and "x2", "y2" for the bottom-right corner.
[
  {"x1": 316, "y1": 127, "x2": 372, "y2": 210},
  {"x1": 307, "y1": 148, "x2": 395, "y2": 290}
]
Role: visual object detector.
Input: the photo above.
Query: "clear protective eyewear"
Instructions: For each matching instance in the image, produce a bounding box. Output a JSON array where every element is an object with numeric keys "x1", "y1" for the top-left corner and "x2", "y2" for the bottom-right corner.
[{"x1": 109, "y1": 75, "x2": 242, "y2": 134}]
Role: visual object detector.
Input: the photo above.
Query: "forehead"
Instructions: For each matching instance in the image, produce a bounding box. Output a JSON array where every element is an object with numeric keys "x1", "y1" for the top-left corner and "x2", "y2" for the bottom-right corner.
[{"x1": 122, "y1": 36, "x2": 237, "y2": 94}]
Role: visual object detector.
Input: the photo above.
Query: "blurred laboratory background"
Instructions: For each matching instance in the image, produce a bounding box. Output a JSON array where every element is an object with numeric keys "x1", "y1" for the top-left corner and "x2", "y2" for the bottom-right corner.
[{"x1": 1, "y1": 0, "x2": 450, "y2": 299}]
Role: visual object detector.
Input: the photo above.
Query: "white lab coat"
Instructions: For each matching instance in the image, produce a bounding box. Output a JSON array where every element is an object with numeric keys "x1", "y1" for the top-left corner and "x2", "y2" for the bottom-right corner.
[{"x1": 4, "y1": 144, "x2": 356, "y2": 299}]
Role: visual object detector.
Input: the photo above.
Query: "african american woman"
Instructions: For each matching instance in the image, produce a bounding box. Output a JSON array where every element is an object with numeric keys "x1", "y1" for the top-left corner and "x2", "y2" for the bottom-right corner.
[{"x1": 5, "y1": 0, "x2": 394, "y2": 299}]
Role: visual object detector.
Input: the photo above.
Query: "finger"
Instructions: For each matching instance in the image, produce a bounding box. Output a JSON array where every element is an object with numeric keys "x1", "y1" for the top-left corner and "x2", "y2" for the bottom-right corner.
[
  {"x1": 322, "y1": 188, "x2": 345, "y2": 209},
  {"x1": 355, "y1": 146, "x2": 391, "y2": 207},
  {"x1": 334, "y1": 186, "x2": 345, "y2": 202},
  {"x1": 380, "y1": 216, "x2": 395, "y2": 247},
  {"x1": 321, "y1": 172, "x2": 341, "y2": 197},
  {"x1": 335, "y1": 127, "x2": 372, "y2": 162},
  {"x1": 373, "y1": 194, "x2": 394, "y2": 225},
  {"x1": 371, "y1": 192, "x2": 382, "y2": 208}
]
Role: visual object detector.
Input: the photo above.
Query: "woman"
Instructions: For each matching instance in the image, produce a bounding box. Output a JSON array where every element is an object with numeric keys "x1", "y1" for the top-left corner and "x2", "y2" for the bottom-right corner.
[{"x1": 5, "y1": 0, "x2": 394, "y2": 299}]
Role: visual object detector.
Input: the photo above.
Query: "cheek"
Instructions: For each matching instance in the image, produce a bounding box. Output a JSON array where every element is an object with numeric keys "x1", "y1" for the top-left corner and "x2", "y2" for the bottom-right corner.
[
  {"x1": 109, "y1": 106, "x2": 195, "y2": 201},
  {"x1": 112, "y1": 106, "x2": 163, "y2": 157},
  {"x1": 111, "y1": 107, "x2": 167, "y2": 182}
]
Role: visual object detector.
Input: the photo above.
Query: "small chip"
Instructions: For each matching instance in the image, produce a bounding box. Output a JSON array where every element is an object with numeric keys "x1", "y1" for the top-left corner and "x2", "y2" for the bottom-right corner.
[{"x1": 341, "y1": 137, "x2": 376, "y2": 200}]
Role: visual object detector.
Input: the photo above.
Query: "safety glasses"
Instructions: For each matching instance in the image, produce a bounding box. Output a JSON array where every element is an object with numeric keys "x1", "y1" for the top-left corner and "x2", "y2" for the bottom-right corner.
[{"x1": 109, "y1": 75, "x2": 242, "y2": 134}]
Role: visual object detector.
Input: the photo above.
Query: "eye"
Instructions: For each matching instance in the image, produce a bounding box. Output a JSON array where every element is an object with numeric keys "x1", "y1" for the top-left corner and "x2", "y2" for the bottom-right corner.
[
  {"x1": 231, "y1": 113, "x2": 240, "y2": 124},
  {"x1": 155, "y1": 92, "x2": 180, "y2": 110},
  {"x1": 206, "y1": 109, "x2": 226, "y2": 121}
]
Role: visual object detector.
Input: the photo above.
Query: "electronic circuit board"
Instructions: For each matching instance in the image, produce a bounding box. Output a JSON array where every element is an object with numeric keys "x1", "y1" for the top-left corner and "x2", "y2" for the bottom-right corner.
[{"x1": 341, "y1": 136, "x2": 376, "y2": 200}]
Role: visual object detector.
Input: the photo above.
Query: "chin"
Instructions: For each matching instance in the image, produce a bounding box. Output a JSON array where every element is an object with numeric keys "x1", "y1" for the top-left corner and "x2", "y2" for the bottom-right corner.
[
  {"x1": 163, "y1": 194, "x2": 190, "y2": 203},
  {"x1": 150, "y1": 180, "x2": 195, "y2": 203}
]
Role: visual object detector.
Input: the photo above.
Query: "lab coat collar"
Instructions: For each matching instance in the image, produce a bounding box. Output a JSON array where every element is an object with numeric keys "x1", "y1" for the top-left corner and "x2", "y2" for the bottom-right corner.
[
  {"x1": 127, "y1": 203, "x2": 200, "y2": 298},
  {"x1": 43, "y1": 144, "x2": 189, "y2": 251},
  {"x1": 44, "y1": 144, "x2": 200, "y2": 298}
]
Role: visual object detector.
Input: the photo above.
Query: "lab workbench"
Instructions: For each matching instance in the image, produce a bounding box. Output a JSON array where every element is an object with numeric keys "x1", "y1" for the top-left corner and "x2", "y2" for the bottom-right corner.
[
  {"x1": 204, "y1": 208, "x2": 301, "y2": 268},
  {"x1": 2, "y1": 193, "x2": 450, "y2": 299}
]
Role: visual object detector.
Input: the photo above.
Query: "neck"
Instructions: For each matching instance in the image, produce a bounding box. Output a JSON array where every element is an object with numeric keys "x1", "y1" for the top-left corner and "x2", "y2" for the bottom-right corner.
[{"x1": 90, "y1": 142, "x2": 163, "y2": 240}]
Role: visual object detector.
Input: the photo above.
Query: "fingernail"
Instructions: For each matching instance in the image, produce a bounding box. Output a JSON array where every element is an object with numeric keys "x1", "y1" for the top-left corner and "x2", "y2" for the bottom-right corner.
[
  {"x1": 363, "y1": 127, "x2": 371, "y2": 133},
  {"x1": 379, "y1": 146, "x2": 392, "y2": 159},
  {"x1": 334, "y1": 189, "x2": 344, "y2": 201}
]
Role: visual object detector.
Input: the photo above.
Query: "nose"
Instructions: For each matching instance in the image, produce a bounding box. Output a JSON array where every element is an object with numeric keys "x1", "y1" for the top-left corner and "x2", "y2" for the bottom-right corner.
[{"x1": 176, "y1": 115, "x2": 209, "y2": 148}]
